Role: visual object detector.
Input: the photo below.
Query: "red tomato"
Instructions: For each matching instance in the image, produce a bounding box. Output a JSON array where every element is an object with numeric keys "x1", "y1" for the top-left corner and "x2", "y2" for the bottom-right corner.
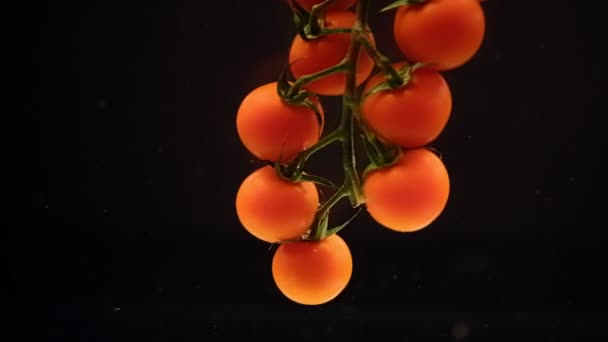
[
  {"x1": 236, "y1": 165, "x2": 319, "y2": 243},
  {"x1": 363, "y1": 148, "x2": 450, "y2": 232},
  {"x1": 393, "y1": 0, "x2": 485, "y2": 70},
  {"x1": 272, "y1": 233, "x2": 352, "y2": 305},
  {"x1": 361, "y1": 63, "x2": 452, "y2": 148},
  {"x1": 236, "y1": 82, "x2": 324, "y2": 163}
]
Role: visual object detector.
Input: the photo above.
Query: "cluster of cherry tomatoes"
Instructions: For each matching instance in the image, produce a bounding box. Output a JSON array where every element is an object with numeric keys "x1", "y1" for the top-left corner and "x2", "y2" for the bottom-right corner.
[{"x1": 235, "y1": 0, "x2": 486, "y2": 305}]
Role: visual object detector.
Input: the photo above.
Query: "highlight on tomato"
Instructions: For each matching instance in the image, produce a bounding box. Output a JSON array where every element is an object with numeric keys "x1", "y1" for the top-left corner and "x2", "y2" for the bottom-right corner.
[
  {"x1": 363, "y1": 148, "x2": 450, "y2": 233},
  {"x1": 236, "y1": 82, "x2": 324, "y2": 163},
  {"x1": 272, "y1": 233, "x2": 353, "y2": 305},
  {"x1": 392, "y1": 0, "x2": 485, "y2": 70},
  {"x1": 236, "y1": 166, "x2": 319, "y2": 243},
  {"x1": 289, "y1": 10, "x2": 375, "y2": 96},
  {"x1": 361, "y1": 63, "x2": 452, "y2": 148}
]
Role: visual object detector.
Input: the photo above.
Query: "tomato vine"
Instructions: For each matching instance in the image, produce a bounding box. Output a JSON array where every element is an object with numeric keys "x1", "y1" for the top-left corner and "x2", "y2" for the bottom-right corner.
[
  {"x1": 235, "y1": 0, "x2": 487, "y2": 305},
  {"x1": 276, "y1": 0, "x2": 401, "y2": 242}
]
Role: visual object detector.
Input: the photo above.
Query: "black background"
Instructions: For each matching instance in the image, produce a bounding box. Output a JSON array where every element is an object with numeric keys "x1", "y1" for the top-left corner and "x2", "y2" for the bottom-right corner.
[{"x1": 17, "y1": 0, "x2": 604, "y2": 340}]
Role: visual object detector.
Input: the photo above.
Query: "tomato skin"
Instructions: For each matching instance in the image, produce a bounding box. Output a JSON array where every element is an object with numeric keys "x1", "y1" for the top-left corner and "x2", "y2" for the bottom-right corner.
[
  {"x1": 393, "y1": 0, "x2": 485, "y2": 70},
  {"x1": 236, "y1": 82, "x2": 323, "y2": 163},
  {"x1": 361, "y1": 64, "x2": 452, "y2": 148},
  {"x1": 363, "y1": 148, "x2": 450, "y2": 232},
  {"x1": 236, "y1": 166, "x2": 319, "y2": 243},
  {"x1": 294, "y1": 0, "x2": 356, "y2": 11},
  {"x1": 272, "y1": 234, "x2": 352, "y2": 305},
  {"x1": 289, "y1": 10, "x2": 375, "y2": 96}
]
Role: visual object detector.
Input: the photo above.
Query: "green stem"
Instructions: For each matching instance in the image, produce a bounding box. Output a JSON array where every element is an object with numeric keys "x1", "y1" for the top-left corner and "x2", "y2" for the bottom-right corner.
[
  {"x1": 358, "y1": 33, "x2": 403, "y2": 87},
  {"x1": 351, "y1": 96, "x2": 398, "y2": 167},
  {"x1": 310, "y1": 186, "x2": 349, "y2": 240},
  {"x1": 352, "y1": 102, "x2": 401, "y2": 170},
  {"x1": 285, "y1": 129, "x2": 342, "y2": 178},
  {"x1": 318, "y1": 28, "x2": 352, "y2": 35},
  {"x1": 381, "y1": 0, "x2": 428, "y2": 13},
  {"x1": 339, "y1": 0, "x2": 369, "y2": 206},
  {"x1": 286, "y1": 62, "x2": 349, "y2": 98},
  {"x1": 308, "y1": 0, "x2": 338, "y2": 36},
  {"x1": 291, "y1": 0, "x2": 372, "y2": 241}
]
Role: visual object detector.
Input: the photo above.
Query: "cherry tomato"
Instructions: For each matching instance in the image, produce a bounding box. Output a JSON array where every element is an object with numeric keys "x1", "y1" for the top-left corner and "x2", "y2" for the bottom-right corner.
[
  {"x1": 393, "y1": 0, "x2": 485, "y2": 70},
  {"x1": 289, "y1": 10, "x2": 375, "y2": 96},
  {"x1": 363, "y1": 148, "x2": 450, "y2": 232},
  {"x1": 272, "y1": 233, "x2": 352, "y2": 305},
  {"x1": 361, "y1": 63, "x2": 452, "y2": 148},
  {"x1": 236, "y1": 82, "x2": 324, "y2": 163},
  {"x1": 236, "y1": 166, "x2": 319, "y2": 243}
]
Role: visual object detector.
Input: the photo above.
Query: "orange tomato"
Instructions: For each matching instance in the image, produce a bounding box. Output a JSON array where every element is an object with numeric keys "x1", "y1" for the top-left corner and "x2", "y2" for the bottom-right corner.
[
  {"x1": 363, "y1": 148, "x2": 450, "y2": 232},
  {"x1": 289, "y1": 10, "x2": 375, "y2": 96},
  {"x1": 272, "y1": 233, "x2": 352, "y2": 305},
  {"x1": 393, "y1": 0, "x2": 485, "y2": 70},
  {"x1": 361, "y1": 63, "x2": 452, "y2": 148},
  {"x1": 236, "y1": 166, "x2": 319, "y2": 243},
  {"x1": 294, "y1": 0, "x2": 356, "y2": 11},
  {"x1": 236, "y1": 82, "x2": 324, "y2": 163}
]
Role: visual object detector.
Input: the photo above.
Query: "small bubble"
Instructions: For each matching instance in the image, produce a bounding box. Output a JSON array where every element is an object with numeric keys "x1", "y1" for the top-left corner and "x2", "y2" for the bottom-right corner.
[
  {"x1": 97, "y1": 99, "x2": 107, "y2": 110},
  {"x1": 392, "y1": 274, "x2": 398, "y2": 280},
  {"x1": 569, "y1": 176, "x2": 575, "y2": 182},
  {"x1": 535, "y1": 189, "x2": 542, "y2": 196}
]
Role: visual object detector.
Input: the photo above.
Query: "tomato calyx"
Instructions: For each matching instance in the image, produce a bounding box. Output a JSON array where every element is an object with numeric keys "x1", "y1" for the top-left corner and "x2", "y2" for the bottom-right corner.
[
  {"x1": 268, "y1": 206, "x2": 361, "y2": 248},
  {"x1": 309, "y1": 184, "x2": 363, "y2": 241},
  {"x1": 380, "y1": 0, "x2": 427, "y2": 13},
  {"x1": 361, "y1": 62, "x2": 429, "y2": 101},
  {"x1": 274, "y1": 159, "x2": 340, "y2": 190},
  {"x1": 272, "y1": 130, "x2": 342, "y2": 189},
  {"x1": 362, "y1": 141, "x2": 403, "y2": 179},
  {"x1": 354, "y1": 103, "x2": 401, "y2": 173},
  {"x1": 288, "y1": 0, "x2": 351, "y2": 40},
  {"x1": 288, "y1": 0, "x2": 314, "y2": 39},
  {"x1": 357, "y1": 32, "x2": 431, "y2": 95},
  {"x1": 269, "y1": 186, "x2": 362, "y2": 246},
  {"x1": 277, "y1": 64, "x2": 325, "y2": 132},
  {"x1": 362, "y1": 63, "x2": 411, "y2": 99},
  {"x1": 322, "y1": 207, "x2": 362, "y2": 238}
]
